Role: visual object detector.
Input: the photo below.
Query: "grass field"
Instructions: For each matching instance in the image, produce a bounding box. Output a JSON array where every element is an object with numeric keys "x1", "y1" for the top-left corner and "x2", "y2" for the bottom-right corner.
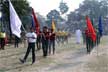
[{"x1": 0, "y1": 36, "x2": 108, "y2": 72}]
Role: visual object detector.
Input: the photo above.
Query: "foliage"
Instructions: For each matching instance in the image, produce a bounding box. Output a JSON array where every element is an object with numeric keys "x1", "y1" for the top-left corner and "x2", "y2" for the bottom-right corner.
[
  {"x1": 46, "y1": 9, "x2": 65, "y2": 28},
  {"x1": 66, "y1": 0, "x2": 108, "y2": 34},
  {"x1": 1, "y1": 0, "x2": 31, "y2": 32},
  {"x1": 59, "y1": 2, "x2": 69, "y2": 14}
]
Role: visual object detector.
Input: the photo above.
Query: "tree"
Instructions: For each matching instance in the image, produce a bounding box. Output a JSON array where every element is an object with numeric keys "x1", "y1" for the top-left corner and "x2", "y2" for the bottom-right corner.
[
  {"x1": 1, "y1": 0, "x2": 31, "y2": 32},
  {"x1": 46, "y1": 9, "x2": 65, "y2": 28},
  {"x1": 66, "y1": 0, "x2": 108, "y2": 34},
  {"x1": 2, "y1": 0, "x2": 30, "y2": 21},
  {"x1": 59, "y1": 2, "x2": 69, "y2": 14}
]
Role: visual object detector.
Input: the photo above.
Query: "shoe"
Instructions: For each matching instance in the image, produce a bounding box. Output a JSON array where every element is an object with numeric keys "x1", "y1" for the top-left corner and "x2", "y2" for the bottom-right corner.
[{"x1": 19, "y1": 58, "x2": 25, "y2": 64}]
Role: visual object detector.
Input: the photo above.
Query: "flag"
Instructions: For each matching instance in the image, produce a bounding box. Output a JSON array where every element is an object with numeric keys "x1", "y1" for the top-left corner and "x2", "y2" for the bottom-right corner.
[
  {"x1": 86, "y1": 16, "x2": 96, "y2": 42},
  {"x1": 32, "y1": 8, "x2": 40, "y2": 34},
  {"x1": 98, "y1": 16, "x2": 103, "y2": 36},
  {"x1": 51, "y1": 19, "x2": 56, "y2": 31},
  {"x1": 9, "y1": 0, "x2": 22, "y2": 38},
  {"x1": 31, "y1": 15, "x2": 35, "y2": 28}
]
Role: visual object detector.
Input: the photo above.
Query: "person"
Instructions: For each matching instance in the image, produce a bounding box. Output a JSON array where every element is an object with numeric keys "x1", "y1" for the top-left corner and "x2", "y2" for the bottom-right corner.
[
  {"x1": 49, "y1": 29, "x2": 56, "y2": 55},
  {"x1": 36, "y1": 31, "x2": 42, "y2": 51},
  {"x1": 41, "y1": 26, "x2": 49, "y2": 57},
  {"x1": 14, "y1": 35, "x2": 20, "y2": 48},
  {"x1": 85, "y1": 28, "x2": 91, "y2": 54},
  {"x1": 0, "y1": 31, "x2": 6, "y2": 50},
  {"x1": 82, "y1": 30, "x2": 86, "y2": 44},
  {"x1": 75, "y1": 29, "x2": 82, "y2": 44},
  {"x1": 96, "y1": 28, "x2": 100, "y2": 46},
  {"x1": 20, "y1": 27, "x2": 37, "y2": 64}
]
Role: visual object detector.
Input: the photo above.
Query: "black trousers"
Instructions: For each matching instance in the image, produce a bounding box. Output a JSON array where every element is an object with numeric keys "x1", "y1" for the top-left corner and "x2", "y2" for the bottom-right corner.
[
  {"x1": 0, "y1": 38, "x2": 5, "y2": 50},
  {"x1": 42, "y1": 40, "x2": 49, "y2": 57},
  {"x1": 15, "y1": 39, "x2": 19, "y2": 48},
  {"x1": 36, "y1": 40, "x2": 41, "y2": 50},
  {"x1": 86, "y1": 37, "x2": 91, "y2": 53},
  {"x1": 24, "y1": 43, "x2": 35, "y2": 62}
]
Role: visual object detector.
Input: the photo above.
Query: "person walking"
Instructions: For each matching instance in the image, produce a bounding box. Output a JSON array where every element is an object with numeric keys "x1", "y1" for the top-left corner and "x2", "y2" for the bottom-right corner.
[
  {"x1": 14, "y1": 35, "x2": 20, "y2": 48},
  {"x1": 41, "y1": 26, "x2": 49, "y2": 57},
  {"x1": 36, "y1": 31, "x2": 42, "y2": 51},
  {"x1": 20, "y1": 27, "x2": 37, "y2": 64},
  {"x1": 49, "y1": 29, "x2": 56, "y2": 55},
  {"x1": 85, "y1": 29, "x2": 91, "y2": 54}
]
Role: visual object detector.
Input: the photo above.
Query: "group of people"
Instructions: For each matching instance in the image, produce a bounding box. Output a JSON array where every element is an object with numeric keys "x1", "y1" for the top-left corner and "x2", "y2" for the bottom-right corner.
[
  {"x1": 56, "y1": 30, "x2": 69, "y2": 44},
  {"x1": 75, "y1": 27, "x2": 102, "y2": 54},
  {"x1": 20, "y1": 26, "x2": 56, "y2": 64},
  {"x1": 0, "y1": 26, "x2": 69, "y2": 64}
]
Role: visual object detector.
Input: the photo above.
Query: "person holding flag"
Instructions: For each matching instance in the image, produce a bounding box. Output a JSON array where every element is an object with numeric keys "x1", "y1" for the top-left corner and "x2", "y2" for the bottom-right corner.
[
  {"x1": 49, "y1": 28, "x2": 56, "y2": 55},
  {"x1": 20, "y1": 27, "x2": 37, "y2": 64},
  {"x1": 9, "y1": 0, "x2": 37, "y2": 64},
  {"x1": 97, "y1": 16, "x2": 103, "y2": 45},
  {"x1": 85, "y1": 16, "x2": 96, "y2": 54},
  {"x1": 31, "y1": 8, "x2": 41, "y2": 51},
  {"x1": 48, "y1": 19, "x2": 56, "y2": 55}
]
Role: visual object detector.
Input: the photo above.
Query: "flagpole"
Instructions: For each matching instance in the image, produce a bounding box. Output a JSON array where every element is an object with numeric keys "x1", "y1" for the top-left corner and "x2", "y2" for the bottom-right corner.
[
  {"x1": 96, "y1": 43, "x2": 99, "y2": 56},
  {"x1": 7, "y1": 0, "x2": 12, "y2": 43},
  {"x1": 21, "y1": 24, "x2": 27, "y2": 33}
]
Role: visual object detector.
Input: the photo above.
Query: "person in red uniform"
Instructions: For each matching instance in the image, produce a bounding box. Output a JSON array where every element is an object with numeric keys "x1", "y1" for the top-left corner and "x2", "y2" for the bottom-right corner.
[
  {"x1": 49, "y1": 29, "x2": 56, "y2": 55},
  {"x1": 41, "y1": 26, "x2": 50, "y2": 57}
]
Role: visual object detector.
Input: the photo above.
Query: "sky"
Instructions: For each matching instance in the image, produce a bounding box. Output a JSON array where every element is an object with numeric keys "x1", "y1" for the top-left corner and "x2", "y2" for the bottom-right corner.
[{"x1": 27, "y1": 0, "x2": 84, "y2": 17}]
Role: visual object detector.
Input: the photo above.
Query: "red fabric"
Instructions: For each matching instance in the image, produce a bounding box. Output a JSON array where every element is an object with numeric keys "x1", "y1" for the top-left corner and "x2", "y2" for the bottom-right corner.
[
  {"x1": 44, "y1": 32, "x2": 50, "y2": 40},
  {"x1": 32, "y1": 8, "x2": 40, "y2": 34},
  {"x1": 86, "y1": 16, "x2": 96, "y2": 42},
  {"x1": 85, "y1": 29, "x2": 90, "y2": 37}
]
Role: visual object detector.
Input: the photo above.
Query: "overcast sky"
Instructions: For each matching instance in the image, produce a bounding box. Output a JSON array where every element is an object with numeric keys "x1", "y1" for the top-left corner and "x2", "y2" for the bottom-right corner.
[{"x1": 27, "y1": 0, "x2": 84, "y2": 16}]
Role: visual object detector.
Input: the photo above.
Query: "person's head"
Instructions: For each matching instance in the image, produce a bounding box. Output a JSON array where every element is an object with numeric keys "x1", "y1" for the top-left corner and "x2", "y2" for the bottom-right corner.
[
  {"x1": 30, "y1": 27, "x2": 35, "y2": 32},
  {"x1": 43, "y1": 26, "x2": 48, "y2": 32}
]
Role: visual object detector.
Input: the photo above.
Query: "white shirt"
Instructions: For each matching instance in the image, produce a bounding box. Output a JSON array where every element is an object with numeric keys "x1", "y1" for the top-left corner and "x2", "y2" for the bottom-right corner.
[
  {"x1": 26, "y1": 32, "x2": 37, "y2": 43},
  {"x1": 75, "y1": 29, "x2": 82, "y2": 43}
]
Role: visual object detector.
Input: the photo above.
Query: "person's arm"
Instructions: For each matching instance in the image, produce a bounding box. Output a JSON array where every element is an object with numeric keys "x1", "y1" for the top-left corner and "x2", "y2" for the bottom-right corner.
[{"x1": 31, "y1": 33, "x2": 37, "y2": 39}]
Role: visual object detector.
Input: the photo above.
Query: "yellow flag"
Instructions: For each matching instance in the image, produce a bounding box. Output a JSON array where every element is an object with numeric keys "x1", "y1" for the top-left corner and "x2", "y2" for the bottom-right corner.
[{"x1": 51, "y1": 19, "x2": 56, "y2": 31}]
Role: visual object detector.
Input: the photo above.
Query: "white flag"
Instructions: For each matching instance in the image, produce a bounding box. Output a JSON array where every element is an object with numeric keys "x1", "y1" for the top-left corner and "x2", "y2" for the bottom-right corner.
[{"x1": 9, "y1": 0, "x2": 22, "y2": 38}]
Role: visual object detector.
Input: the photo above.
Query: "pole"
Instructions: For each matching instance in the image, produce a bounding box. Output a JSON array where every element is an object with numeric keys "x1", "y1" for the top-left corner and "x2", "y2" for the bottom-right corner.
[
  {"x1": 7, "y1": 0, "x2": 12, "y2": 43},
  {"x1": 21, "y1": 24, "x2": 27, "y2": 33},
  {"x1": 96, "y1": 44, "x2": 98, "y2": 56}
]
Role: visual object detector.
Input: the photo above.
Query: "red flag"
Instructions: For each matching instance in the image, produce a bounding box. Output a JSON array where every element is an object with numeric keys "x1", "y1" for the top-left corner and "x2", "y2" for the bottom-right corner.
[
  {"x1": 86, "y1": 16, "x2": 96, "y2": 42},
  {"x1": 32, "y1": 8, "x2": 40, "y2": 34}
]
